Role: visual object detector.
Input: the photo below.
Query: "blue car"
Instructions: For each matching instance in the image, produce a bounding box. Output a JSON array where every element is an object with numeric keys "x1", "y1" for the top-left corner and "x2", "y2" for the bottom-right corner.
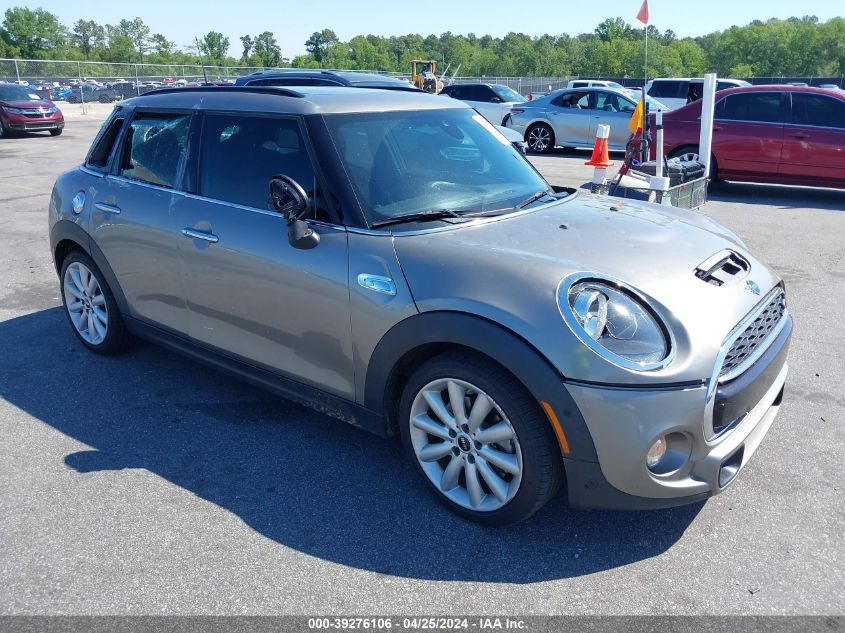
[{"x1": 52, "y1": 86, "x2": 72, "y2": 101}]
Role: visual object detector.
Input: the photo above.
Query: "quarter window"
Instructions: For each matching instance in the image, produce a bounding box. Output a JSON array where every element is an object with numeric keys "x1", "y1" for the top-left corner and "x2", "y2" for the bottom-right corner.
[
  {"x1": 790, "y1": 93, "x2": 845, "y2": 129},
  {"x1": 118, "y1": 113, "x2": 191, "y2": 188},
  {"x1": 716, "y1": 93, "x2": 784, "y2": 124},
  {"x1": 199, "y1": 113, "x2": 326, "y2": 217},
  {"x1": 86, "y1": 113, "x2": 124, "y2": 171}
]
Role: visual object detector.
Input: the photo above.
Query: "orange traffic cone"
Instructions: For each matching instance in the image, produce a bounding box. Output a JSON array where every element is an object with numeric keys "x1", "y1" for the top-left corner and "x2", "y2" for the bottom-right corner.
[{"x1": 585, "y1": 124, "x2": 614, "y2": 168}]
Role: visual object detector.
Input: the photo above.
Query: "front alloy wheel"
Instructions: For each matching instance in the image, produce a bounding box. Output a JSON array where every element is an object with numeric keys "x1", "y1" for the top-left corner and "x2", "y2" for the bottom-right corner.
[
  {"x1": 399, "y1": 352, "x2": 563, "y2": 525},
  {"x1": 409, "y1": 378, "x2": 523, "y2": 512}
]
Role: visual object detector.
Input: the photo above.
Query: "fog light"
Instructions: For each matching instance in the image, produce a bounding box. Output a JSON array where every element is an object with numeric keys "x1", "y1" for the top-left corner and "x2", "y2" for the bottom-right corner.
[{"x1": 646, "y1": 436, "x2": 667, "y2": 469}]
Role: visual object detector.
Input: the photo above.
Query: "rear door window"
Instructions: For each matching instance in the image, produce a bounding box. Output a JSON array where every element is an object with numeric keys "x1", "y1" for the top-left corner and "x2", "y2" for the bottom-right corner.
[
  {"x1": 462, "y1": 86, "x2": 483, "y2": 102},
  {"x1": 475, "y1": 85, "x2": 497, "y2": 102},
  {"x1": 790, "y1": 93, "x2": 845, "y2": 129},
  {"x1": 717, "y1": 92, "x2": 784, "y2": 123},
  {"x1": 552, "y1": 91, "x2": 590, "y2": 108},
  {"x1": 649, "y1": 81, "x2": 686, "y2": 99},
  {"x1": 118, "y1": 113, "x2": 191, "y2": 188}
]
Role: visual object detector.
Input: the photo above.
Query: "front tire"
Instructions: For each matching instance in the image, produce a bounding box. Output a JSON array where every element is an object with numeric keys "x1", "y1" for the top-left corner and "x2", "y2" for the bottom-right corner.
[
  {"x1": 526, "y1": 123, "x2": 555, "y2": 154},
  {"x1": 669, "y1": 144, "x2": 720, "y2": 182},
  {"x1": 60, "y1": 250, "x2": 132, "y2": 354},
  {"x1": 399, "y1": 351, "x2": 563, "y2": 525},
  {"x1": 50, "y1": 128, "x2": 63, "y2": 136}
]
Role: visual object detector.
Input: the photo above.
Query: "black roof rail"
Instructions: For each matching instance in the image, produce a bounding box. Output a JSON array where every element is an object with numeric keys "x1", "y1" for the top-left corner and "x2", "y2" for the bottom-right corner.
[
  {"x1": 355, "y1": 85, "x2": 422, "y2": 93},
  {"x1": 139, "y1": 86, "x2": 305, "y2": 98}
]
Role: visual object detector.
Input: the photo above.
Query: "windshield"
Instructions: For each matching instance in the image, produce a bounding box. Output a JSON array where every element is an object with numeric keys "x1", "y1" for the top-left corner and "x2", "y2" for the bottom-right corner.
[
  {"x1": 0, "y1": 85, "x2": 41, "y2": 101},
  {"x1": 324, "y1": 108, "x2": 551, "y2": 225},
  {"x1": 492, "y1": 85, "x2": 526, "y2": 103}
]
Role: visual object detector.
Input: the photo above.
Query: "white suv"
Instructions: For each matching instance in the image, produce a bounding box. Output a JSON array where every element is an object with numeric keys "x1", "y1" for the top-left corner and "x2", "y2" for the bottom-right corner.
[{"x1": 646, "y1": 78, "x2": 751, "y2": 110}]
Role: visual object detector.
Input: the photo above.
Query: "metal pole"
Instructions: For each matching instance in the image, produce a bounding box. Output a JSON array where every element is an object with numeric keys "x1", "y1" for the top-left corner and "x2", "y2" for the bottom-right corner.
[
  {"x1": 14, "y1": 58, "x2": 20, "y2": 82},
  {"x1": 135, "y1": 63, "x2": 140, "y2": 95},
  {"x1": 78, "y1": 61, "x2": 85, "y2": 115},
  {"x1": 655, "y1": 110, "x2": 664, "y2": 178},
  {"x1": 699, "y1": 73, "x2": 717, "y2": 178}
]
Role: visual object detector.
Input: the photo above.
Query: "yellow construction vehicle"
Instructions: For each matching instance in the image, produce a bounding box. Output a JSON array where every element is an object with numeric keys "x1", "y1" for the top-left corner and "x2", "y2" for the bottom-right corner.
[{"x1": 411, "y1": 59, "x2": 443, "y2": 93}]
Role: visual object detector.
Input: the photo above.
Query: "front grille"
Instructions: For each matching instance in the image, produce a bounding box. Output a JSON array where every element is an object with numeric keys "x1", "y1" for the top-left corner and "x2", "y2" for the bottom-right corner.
[
  {"x1": 720, "y1": 290, "x2": 786, "y2": 379},
  {"x1": 23, "y1": 121, "x2": 58, "y2": 130}
]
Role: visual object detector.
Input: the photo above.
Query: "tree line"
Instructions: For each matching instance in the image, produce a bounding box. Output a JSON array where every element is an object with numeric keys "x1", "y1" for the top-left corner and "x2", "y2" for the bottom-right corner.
[{"x1": 1, "y1": 6, "x2": 843, "y2": 78}]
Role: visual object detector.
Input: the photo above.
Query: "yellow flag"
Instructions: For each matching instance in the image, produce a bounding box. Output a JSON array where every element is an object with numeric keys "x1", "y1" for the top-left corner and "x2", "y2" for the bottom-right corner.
[{"x1": 628, "y1": 98, "x2": 644, "y2": 134}]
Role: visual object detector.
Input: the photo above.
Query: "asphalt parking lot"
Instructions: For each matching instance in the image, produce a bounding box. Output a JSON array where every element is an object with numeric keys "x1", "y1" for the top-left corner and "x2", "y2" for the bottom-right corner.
[{"x1": 0, "y1": 108, "x2": 843, "y2": 616}]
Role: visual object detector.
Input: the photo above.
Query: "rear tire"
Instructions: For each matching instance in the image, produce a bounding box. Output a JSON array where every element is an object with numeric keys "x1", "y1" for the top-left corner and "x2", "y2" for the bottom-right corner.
[
  {"x1": 526, "y1": 123, "x2": 555, "y2": 154},
  {"x1": 398, "y1": 351, "x2": 564, "y2": 526},
  {"x1": 60, "y1": 250, "x2": 132, "y2": 355}
]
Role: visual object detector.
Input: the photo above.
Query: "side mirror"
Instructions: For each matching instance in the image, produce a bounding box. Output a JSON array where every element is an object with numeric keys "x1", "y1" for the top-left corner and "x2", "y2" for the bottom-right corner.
[{"x1": 269, "y1": 175, "x2": 320, "y2": 250}]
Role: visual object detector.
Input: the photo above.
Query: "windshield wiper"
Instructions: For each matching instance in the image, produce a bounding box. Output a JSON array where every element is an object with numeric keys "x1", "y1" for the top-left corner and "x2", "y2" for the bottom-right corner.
[
  {"x1": 516, "y1": 189, "x2": 556, "y2": 209},
  {"x1": 370, "y1": 208, "x2": 469, "y2": 228}
]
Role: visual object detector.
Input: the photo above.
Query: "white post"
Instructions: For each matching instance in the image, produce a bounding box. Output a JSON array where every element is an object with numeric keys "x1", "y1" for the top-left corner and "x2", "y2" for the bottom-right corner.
[
  {"x1": 14, "y1": 58, "x2": 20, "y2": 82},
  {"x1": 699, "y1": 73, "x2": 717, "y2": 178},
  {"x1": 655, "y1": 110, "x2": 664, "y2": 178}
]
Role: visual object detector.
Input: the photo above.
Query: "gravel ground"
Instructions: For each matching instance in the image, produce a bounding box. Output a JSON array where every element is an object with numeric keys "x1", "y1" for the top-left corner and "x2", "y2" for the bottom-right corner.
[{"x1": 0, "y1": 114, "x2": 843, "y2": 616}]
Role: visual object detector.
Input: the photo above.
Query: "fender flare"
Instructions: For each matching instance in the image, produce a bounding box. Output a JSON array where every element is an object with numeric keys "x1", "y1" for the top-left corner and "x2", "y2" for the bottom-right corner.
[
  {"x1": 365, "y1": 311, "x2": 597, "y2": 462},
  {"x1": 50, "y1": 220, "x2": 130, "y2": 315}
]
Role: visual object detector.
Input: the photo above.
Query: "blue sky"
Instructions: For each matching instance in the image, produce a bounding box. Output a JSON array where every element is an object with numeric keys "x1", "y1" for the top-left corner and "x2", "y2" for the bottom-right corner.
[{"x1": 31, "y1": 0, "x2": 844, "y2": 57}]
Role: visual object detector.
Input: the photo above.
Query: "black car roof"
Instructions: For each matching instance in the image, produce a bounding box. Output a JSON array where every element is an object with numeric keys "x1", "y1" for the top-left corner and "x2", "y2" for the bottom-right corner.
[
  {"x1": 234, "y1": 69, "x2": 409, "y2": 87},
  {"x1": 122, "y1": 85, "x2": 465, "y2": 115}
]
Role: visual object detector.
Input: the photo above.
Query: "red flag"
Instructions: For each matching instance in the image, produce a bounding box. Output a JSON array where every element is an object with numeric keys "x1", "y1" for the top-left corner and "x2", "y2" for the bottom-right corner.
[{"x1": 636, "y1": 0, "x2": 649, "y2": 24}]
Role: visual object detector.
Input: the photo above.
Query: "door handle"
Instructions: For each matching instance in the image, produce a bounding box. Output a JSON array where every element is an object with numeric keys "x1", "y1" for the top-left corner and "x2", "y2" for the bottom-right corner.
[
  {"x1": 789, "y1": 132, "x2": 808, "y2": 139},
  {"x1": 713, "y1": 125, "x2": 723, "y2": 132},
  {"x1": 181, "y1": 228, "x2": 219, "y2": 243},
  {"x1": 94, "y1": 202, "x2": 121, "y2": 214}
]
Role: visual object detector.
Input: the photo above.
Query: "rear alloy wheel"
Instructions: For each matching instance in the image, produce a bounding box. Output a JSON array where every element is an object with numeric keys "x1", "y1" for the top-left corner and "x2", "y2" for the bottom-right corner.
[
  {"x1": 399, "y1": 352, "x2": 563, "y2": 525},
  {"x1": 526, "y1": 123, "x2": 554, "y2": 154},
  {"x1": 60, "y1": 251, "x2": 132, "y2": 354},
  {"x1": 0, "y1": 118, "x2": 5, "y2": 138}
]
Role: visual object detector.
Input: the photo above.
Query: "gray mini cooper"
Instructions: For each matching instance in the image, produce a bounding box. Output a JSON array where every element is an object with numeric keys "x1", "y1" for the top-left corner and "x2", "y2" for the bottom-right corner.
[{"x1": 49, "y1": 86, "x2": 792, "y2": 525}]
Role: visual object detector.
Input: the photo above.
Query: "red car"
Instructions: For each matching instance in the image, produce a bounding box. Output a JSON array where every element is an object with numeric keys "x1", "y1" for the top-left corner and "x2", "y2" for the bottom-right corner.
[
  {"x1": 0, "y1": 82, "x2": 65, "y2": 138},
  {"x1": 654, "y1": 85, "x2": 845, "y2": 189}
]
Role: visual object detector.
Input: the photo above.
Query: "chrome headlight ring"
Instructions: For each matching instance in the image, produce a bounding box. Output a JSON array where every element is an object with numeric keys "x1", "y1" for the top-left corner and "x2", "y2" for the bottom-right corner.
[{"x1": 557, "y1": 273, "x2": 675, "y2": 372}]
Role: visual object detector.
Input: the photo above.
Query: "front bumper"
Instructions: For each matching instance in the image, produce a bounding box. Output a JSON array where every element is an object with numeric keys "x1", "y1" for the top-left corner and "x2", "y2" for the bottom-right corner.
[
  {"x1": 562, "y1": 314, "x2": 792, "y2": 510},
  {"x1": 4, "y1": 113, "x2": 64, "y2": 132}
]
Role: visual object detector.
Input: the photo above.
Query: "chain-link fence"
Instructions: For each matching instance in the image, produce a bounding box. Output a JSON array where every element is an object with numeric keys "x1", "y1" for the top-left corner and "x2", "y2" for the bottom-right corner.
[
  {"x1": 0, "y1": 58, "x2": 259, "y2": 88},
  {"x1": 3, "y1": 58, "x2": 842, "y2": 95}
]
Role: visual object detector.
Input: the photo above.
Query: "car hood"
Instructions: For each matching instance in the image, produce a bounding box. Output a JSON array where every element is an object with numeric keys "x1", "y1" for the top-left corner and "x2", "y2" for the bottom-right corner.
[
  {"x1": 393, "y1": 192, "x2": 783, "y2": 384},
  {"x1": 1, "y1": 99, "x2": 54, "y2": 109}
]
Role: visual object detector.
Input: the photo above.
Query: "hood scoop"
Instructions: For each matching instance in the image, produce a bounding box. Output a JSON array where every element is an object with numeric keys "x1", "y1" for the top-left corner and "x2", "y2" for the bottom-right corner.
[{"x1": 694, "y1": 250, "x2": 750, "y2": 287}]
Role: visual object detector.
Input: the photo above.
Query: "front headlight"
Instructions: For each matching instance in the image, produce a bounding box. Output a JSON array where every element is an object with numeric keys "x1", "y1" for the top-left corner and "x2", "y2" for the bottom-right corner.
[
  {"x1": 3, "y1": 106, "x2": 29, "y2": 114},
  {"x1": 559, "y1": 277, "x2": 672, "y2": 371}
]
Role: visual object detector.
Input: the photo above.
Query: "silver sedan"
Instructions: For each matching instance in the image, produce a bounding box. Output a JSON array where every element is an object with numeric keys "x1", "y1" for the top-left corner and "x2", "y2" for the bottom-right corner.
[{"x1": 506, "y1": 87, "x2": 666, "y2": 153}]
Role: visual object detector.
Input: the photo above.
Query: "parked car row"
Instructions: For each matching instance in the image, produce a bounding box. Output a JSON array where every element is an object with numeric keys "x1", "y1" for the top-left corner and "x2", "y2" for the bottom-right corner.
[{"x1": 504, "y1": 87, "x2": 667, "y2": 152}]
